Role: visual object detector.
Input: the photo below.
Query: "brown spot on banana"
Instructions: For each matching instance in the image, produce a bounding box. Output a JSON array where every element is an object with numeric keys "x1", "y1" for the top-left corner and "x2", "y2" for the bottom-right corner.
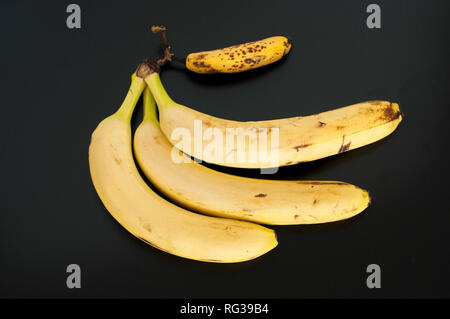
[
  {"x1": 195, "y1": 53, "x2": 208, "y2": 60},
  {"x1": 113, "y1": 156, "x2": 122, "y2": 165},
  {"x1": 293, "y1": 144, "x2": 312, "y2": 151},
  {"x1": 381, "y1": 103, "x2": 402, "y2": 122},
  {"x1": 144, "y1": 224, "x2": 152, "y2": 233},
  {"x1": 191, "y1": 61, "x2": 219, "y2": 74},
  {"x1": 201, "y1": 259, "x2": 221, "y2": 263},
  {"x1": 338, "y1": 135, "x2": 352, "y2": 153},
  {"x1": 339, "y1": 142, "x2": 352, "y2": 153},
  {"x1": 254, "y1": 193, "x2": 267, "y2": 198},
  {"x1": 186, "y1": 36, "x2": 292, "y2": 74}
]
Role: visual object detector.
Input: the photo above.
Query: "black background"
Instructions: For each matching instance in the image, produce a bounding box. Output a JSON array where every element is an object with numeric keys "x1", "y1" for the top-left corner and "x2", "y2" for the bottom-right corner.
[{"x1": 1, "y1": 0, "x2": 449, "y2": 299}]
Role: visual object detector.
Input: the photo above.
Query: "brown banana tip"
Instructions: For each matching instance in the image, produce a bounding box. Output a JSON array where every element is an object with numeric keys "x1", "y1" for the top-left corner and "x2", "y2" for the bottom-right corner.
[
  {"x1": 392, "y1": 103, "x2": 403, "y2": 121},
  {"x1": 137, "y1": 59, "x2": 158, "y2": 78}
]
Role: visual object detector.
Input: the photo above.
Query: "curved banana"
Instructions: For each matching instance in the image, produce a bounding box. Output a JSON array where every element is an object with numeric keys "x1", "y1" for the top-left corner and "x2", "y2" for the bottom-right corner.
[
  {"x1": 88, "y1": 66, "x2": 277, "y2": 263},
  {"x1": 145, "y1": 72, "x2": 402, "y2": 169},
  {"x1": 186, "y1": 36, "x2": 292, "y2": 74},
  {"x1": 134, "y1": 87, "x2": 370, "y2": 225}
]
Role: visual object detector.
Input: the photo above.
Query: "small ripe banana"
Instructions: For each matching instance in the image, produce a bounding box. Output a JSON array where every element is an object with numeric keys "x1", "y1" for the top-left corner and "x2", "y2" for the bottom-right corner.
[
  {"x1": 134, "y1": 87, "x2": 370, "y2": 225},
  {"x1": 88, "y1": 64, "x2": 277, "y2": 263},
  {"x1": 144, "y1": 71, "x2": 402, "y2": 169},
  {"x1": 185, "y1": 36, "x2": 292, "y2": 73}
]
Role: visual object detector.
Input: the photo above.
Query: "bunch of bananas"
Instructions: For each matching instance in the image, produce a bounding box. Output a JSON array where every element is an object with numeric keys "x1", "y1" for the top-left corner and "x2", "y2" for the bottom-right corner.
[{"x1": 89, "y1": 29, "x2": 402, "y2": 263}]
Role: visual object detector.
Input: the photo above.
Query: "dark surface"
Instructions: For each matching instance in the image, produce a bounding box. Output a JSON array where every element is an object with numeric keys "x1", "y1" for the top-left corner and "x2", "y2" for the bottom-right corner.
[{"x1": 1, "y1": 0, "x2": 449, "y2": 298}]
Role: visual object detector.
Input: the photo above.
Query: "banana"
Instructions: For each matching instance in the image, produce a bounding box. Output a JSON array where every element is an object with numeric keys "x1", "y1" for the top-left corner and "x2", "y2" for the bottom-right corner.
[
  {"x1": 134, "y1": 87, "x2": 370, "y2": 225},
  {"x1": 144, "y1": 71, "x2": 402, "y2": 169},
  {"x1": 186, "y1": 36, "x2": 292, "y2": 74},
  {"x1": 88, "y1": 65, "x2": 277, "y2": 263}
]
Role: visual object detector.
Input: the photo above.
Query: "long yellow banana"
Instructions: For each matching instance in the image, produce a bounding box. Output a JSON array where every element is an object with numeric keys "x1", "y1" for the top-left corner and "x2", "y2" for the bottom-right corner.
[
  {"x1": 88, "y1": 66, "x2": 277, "y2": 263},
  {"x1": 145, "y1": 72, "x2": 402, "y2": 169},
  {"x1": 134, "y1": 87, "x2": 370, "y2": 225},
  {"x1": 186, "y1": 36, "x2": 292, "y2": 73}
]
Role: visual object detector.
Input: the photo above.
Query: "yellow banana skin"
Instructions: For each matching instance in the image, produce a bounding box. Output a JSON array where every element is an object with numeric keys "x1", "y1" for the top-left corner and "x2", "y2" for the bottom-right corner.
[
  {"x1": 145, "y1": 73, "x2": 403, "y2": 169},
  {"x1": 134, "y1": 88, "x2": 370, "y2": 225},
  {"x1": 88, "y1": 70, "x2": 277, "y2": 263},
  {"x1": 186, "y1": 36, "x2": 292, "y2": 73}
]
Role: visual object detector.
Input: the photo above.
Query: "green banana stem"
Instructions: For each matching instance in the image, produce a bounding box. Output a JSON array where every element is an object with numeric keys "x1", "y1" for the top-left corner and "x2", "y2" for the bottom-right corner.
[
  {"x1": 142, "y1": 87, "x2": 158, "y2": 123},
  {"x1": 147, "y1": 73, "x2": 175, "y2": 109},
  {"x1": 114, "y1": 74, "x2": 146, "y2": 122}
]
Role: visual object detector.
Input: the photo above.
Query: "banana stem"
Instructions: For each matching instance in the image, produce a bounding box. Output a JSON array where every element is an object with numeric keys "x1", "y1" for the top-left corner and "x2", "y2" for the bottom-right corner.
[
  {"x1": 114, "y1": 74, "x2": 146, "y2": 122},
  {"x1": 152, "y1": 25, "x2": 186, "y2": 66},
  {"x1": 171, "y1": 55, "x2": 186, "y2": 63},
  {"x1": 142, "y1": 87, "x2": 158, "y2": 123},
  {"x1": 145, "y1": 73, "x2": 175, "y2": 108}
]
